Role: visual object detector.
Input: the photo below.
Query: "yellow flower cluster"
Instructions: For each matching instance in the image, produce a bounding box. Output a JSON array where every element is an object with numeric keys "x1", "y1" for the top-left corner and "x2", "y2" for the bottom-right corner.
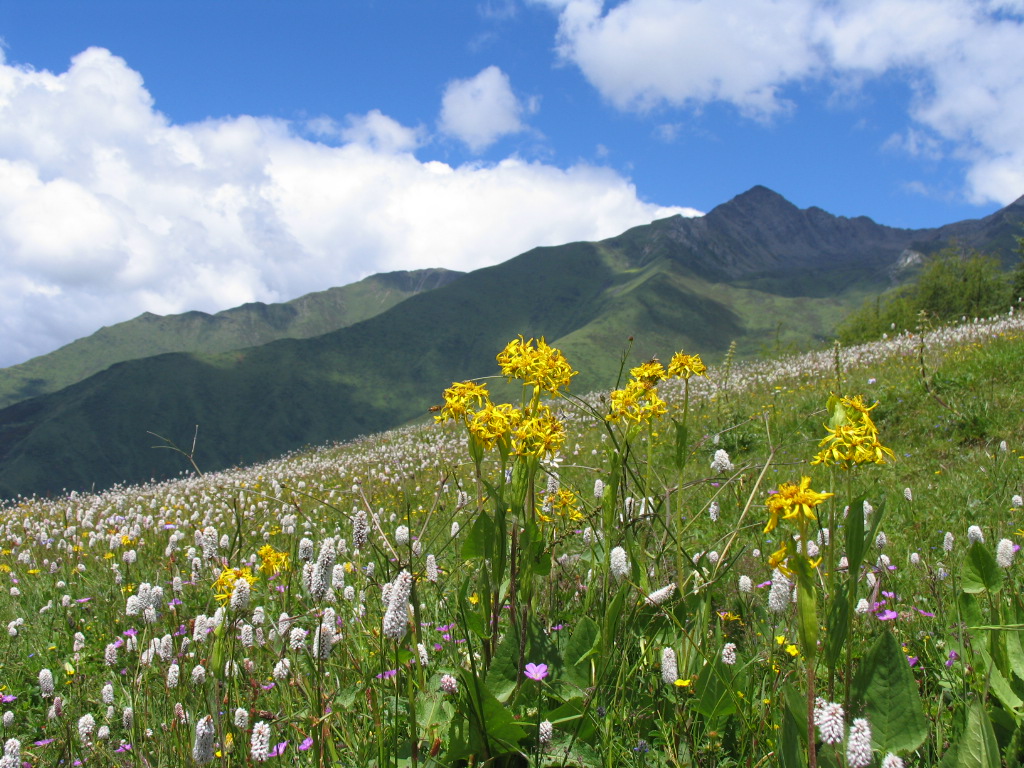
[
  {"x1": 667, "y1": 351, "x2": 708, "y2": 380},
  {"x1": 764, "y1": 476, "x2": 834, "y2": 534},
  {"x1": 606, "y1": 349, "x2": 706, "y2": 424},
  {"x1": 466, "y1": 401, "x2": 521, "y2": 451},
  {"x1": 258, "y1": 545, "x2": 290, "y2": 576},
  {"x1": 213, "y1": 566, "x2": 258, "y2": 603},
  {"x1": 436, "y1": 337, "x2": 573, "y2": 460},
  {"x1": 435, "y1": 381, "x2": 490, "y2": 424},
  {"x1": 811, "y1": 394, "x2": 895, "y2": 468},
  {"x1": 607, "y1": 379, "x2": 668, "y2": 424},
  {"x1": 539, "y1": 488, "x2": 584, "y2": 523},
  {"x1": 511, "y1": 405, "x2": 565, "y2": 458},
  {"x1": 496, "y1": 335, "x2": 578, "y2": 395}
]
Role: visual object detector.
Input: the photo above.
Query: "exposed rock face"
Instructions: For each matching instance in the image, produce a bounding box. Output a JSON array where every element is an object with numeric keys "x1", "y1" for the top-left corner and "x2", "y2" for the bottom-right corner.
[{"x1": 616, "y1": 185, "x2": 1023, "y2": 283}]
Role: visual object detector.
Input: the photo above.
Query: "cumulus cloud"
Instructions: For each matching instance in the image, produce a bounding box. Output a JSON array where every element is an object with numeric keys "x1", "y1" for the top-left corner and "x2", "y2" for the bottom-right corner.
[
  {"x1": 438, "y1": 65, "x2": 530, "y2": 151},
  {"x1": 0, "y1": 48, "x2": 692, "y2": 367},
  {"x1": 547, "y1": 0, "x2": 1024, "y2": 203}
]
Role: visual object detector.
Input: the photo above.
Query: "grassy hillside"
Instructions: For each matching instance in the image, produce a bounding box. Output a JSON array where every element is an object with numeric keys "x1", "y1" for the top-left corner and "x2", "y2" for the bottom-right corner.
[
  {"x1": 1, "y1": 314, "x2": 1023, "y2": 766},
  {"x1": 1, "y1": 187, "x2": 1021, "y2": 499},
  {"x1": 0, "y1": 268, "x2": 462, "y2": 410},
  {"x1": 0, "y1": 237, "x2": 873, "y2": 499}
]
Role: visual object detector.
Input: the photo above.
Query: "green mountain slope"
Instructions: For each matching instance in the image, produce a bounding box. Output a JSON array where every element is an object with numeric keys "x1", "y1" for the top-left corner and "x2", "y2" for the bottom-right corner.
[
  {"x1": 1, "y1": 186, "x2": 1021, "y2": 499},
  {"x1": 0, "y1": 268, "x2": 463, "y2": 410}
]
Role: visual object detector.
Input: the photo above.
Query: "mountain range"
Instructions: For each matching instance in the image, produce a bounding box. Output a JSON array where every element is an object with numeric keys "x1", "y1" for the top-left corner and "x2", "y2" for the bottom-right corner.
[{"x1": 1, "y1": 185, "x2": 1021, "y2": 499}]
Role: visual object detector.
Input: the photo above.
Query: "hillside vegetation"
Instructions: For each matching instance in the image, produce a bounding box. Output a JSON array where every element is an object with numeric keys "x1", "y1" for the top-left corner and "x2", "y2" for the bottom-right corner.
[
  {"x1": 0, "y1": 268, "x2": 462, "y2": 410},
  {"x1": 838, "y1": 242, "x2": 1023, "y2": 344},
  {"x1": 0, "y1": 313, "x2": 1023, "y2": 766},
  {"x1": 2, "y1": 186, "x2": 1022, "y2": 500}
]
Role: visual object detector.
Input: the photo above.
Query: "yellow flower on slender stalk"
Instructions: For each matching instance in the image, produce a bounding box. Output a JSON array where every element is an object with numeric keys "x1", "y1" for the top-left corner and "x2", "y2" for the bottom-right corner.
[
  {"x1": 466, "y1": 402, "x2": 521, "y2": 452},
  {"x1": 768, "y1": 543, "x2": 792, "y2": 574},
  {"x1": 497, "y1": 336, "x2": 578, "y2": 396},
  {"x1": 667, "y1": 350, "x2": 708, "y2": 380},
  {"x1": 629, "y1": 359, "x2": 667, "y2": 388},
  {"x1": 764, "y1": 477, "x2": 834, "y2": 534},
  {"x1": 811, "y1": 394, "x2": 894, "y2": 467},
  {"x1": 606, "y1": 379, "x2": 667, "y2": 424},
  {"x1": 257, "y1": 545, "x2": 290, "y2": 577},
  {"x1": 543, "y1": 488, "x2": 584, "y2": 521},
  {"x1": 512, "y1": 405, "x2": 565, "y2": 458},
  {"x1": 436, "y1": 381, "x2": 490, "y2": 423}
]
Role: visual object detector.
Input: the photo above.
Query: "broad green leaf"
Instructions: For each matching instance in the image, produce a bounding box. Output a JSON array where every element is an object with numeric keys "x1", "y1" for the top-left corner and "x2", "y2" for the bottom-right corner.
[
  {"x1": 691, "y1": 660, "x2": 737, "y2": 718},
  {"x1": 956, "y1": 700, "x2": 1000, "y2": 768},
  {"x1": 561, "y1": 618, "x2": 598, "y2": 675},
  {"x1": 672, "y1": 419, "x2": 689, "y2": 473},
  {"x1": 824, "y1": 583, "x2": 851, "y2": 672},
  {"x1": 978, "y1": 649, "x2": 1023, "y2": 712},
  {"x1": 854, "y1": 629, "x2": 928, "y2": 752},
  {"x1": 510, "y1": 460, "x2": 531, "y2": 513},
  {"x1": 460, "y1": 511, "x2": 495, "y2": 560},
  {"x1": 844, "y1": 493, "x2": 868, "y2": 575},
  {"x1": 484, "y1": 631, "x2": 520, "y2": 703},
  {"x1": 778, "y1": 688, "x2": 805, "y2": 768},
  {"x1": 959, "y1": 592, "x2": 984, "y2": 628},
  {"x1": 792, "y1": 556, "x2": 819, "y2": 661},
  {"x1": 1007, "y1": 607, "x2": 1024, "y2": 682},
  {"x1": 963, "y1": 541, "x2": 1004, "y2": 594}
]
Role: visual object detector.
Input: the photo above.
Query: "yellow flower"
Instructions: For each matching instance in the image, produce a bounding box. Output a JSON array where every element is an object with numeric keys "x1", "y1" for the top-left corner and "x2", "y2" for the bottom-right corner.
[
  {"x1": 257, "y1": 545, "x2": 290, "y2": 577},
  {"x1": 667, "y1": 350, "x2": 708, "y2": 380},
  {"x1": 785, "y1": 644, "x2": 800, "y2": 657},
  {"x1": 674, "y1": 678, "x2": 692, "y2": 687},
  {"x1": 629, "y1": 360, "x2": 667, "y2": 387},
  {"x1": 812, "y1": 394, "x2": 894, "y2": 467},
  {"x1": 436, "y1": 380, "x2": 490, "y2": 423},
  {"x1": 511, "y1": 406, "x2": 565, "y2": 458},
  {"x1": 213, "y1": 566, "x2": 257, "y2": 603},
  {"x1": 541, "y1": 488, "x2": 584, "y2": 522},
  {"x1": 764, "y1": 477, "x2": 833, "y2": 534},
  {"x1": 496, "y1": 336, "x2": 578, "y2": 395},
  {"x1": 606, "y1": 379, "x2": 667, "y2": 424},
  {"x1": 468, "y1": 592, "x2": 480, "y2": 605},
  {"x1": 467, "y1": 402, "x2": 521, "y2": 451}
]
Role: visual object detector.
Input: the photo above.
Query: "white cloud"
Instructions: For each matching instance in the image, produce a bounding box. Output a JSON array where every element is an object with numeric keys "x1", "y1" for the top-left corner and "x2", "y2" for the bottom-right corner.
[
  {"x1": 553, "y1": 0, "x2": 822, "y2": 118},
  {"x1": 0, "y1": 48, "x2": 693, "y2": 367},
  {"x1": 438, "y1": 65, "x2": 529, "y2": 151},
  {"x1": 547, "y1": 0, "x2": 1024, "y2": 203}
]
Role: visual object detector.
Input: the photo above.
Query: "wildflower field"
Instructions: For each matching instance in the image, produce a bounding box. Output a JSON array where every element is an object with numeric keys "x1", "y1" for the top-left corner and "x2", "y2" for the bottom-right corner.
[{"x1": 4, "y1": 313, "x2": 1024, "y2": 768}]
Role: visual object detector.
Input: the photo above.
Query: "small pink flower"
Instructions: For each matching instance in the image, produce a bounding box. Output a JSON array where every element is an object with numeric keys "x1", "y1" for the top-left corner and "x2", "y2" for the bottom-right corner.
[{"x1": 524, "y1": 663, "x2": 548, "y2": 681}]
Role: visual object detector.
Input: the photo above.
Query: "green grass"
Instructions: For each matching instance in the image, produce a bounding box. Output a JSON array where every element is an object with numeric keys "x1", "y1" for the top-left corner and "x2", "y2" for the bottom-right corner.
[{"x1": 0, "y1": 316, "x2": 1024, "y2": 766}]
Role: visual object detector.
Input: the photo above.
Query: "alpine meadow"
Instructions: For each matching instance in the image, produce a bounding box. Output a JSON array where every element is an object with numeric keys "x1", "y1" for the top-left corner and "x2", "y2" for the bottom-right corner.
[{"x1": 4, "y1": 190, "x2": 1024, "y2": 768}]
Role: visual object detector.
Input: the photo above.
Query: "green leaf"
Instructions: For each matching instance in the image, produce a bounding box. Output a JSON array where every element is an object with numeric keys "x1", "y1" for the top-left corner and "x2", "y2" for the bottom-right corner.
[
  {"x1": 979, "y1": 649, "x2": 1024, "y2": 712},
  {"x1": 844, "y1": 493, "x2": 868, "y2": 574},
  {"x1": 778, "y1": 689, "x2": 805, "y2": 768},
  {"x1": 672, "y1": 419, "x2": 689, "y2": 473},
  {"x1": 956, "y1": 700, "x2": 1000, "y2": 768},
  {"x1": 854, "y1": 629, "x2": 928, "y2": 752},
  {"x1": 460, "y1": 511, "x2": 495, "y2": 561},
  {"x1": 691, "y1": 660, "x2": 737, "y2": 718},
  {"x1": 564, "y1": 617, "x2": 600, "y2": 668},
  {"x1": 510, "y1": 460, "x2": 532, "y2": 513},
  {"x1": 484, "y1": 631, "x2": 520, "y2": 703},
  {"x1": 473, "y1": 682, "x2": 528, "y2": 752},
  {"x1": 824, "y1": 583, "x2": 851, "y2": 673},
  {"x1": 959, "y1": 592, "x2": 984, "y2": 629},
  {"x1": 792, "y1": 555, "x2": 819, "y2": 661},
  {"x1": 1006, "y1": 607, "x2": 1024, "y2": 682},
  {"x1": 963, "y1": 541, "x2": 1004, "y2": 594}
]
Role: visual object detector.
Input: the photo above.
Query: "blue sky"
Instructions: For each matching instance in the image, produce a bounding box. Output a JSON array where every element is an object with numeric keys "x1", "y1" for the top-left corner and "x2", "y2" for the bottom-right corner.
[{"x1": 0, "y1": 0, "x2": 1022, "y2": 365}]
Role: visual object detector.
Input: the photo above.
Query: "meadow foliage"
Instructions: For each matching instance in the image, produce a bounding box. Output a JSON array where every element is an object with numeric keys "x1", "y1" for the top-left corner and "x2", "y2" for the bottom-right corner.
[{"x1": 3, "y1": 311, "x2": 1024, "y2": 766}]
